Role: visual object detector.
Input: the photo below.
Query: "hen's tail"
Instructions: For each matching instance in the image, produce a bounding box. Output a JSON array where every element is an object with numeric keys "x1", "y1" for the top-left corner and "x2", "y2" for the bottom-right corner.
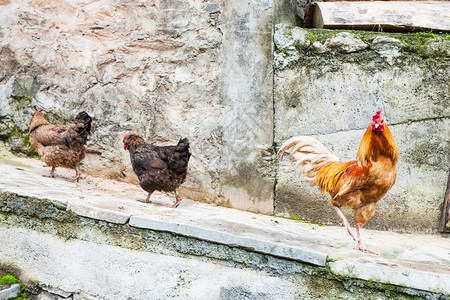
[
  {"x1": 68, "y1": 111, "x2": 92, "y2": 149},
  {"x1": 73, "y1": 111, "x2": 92, "y2": 137},
  {"x1": 168, "y1": 138, "x2": 191, "y2": 175},
  {"x1": 278, "y1": 136, "x2": 339, "y2": 185}
]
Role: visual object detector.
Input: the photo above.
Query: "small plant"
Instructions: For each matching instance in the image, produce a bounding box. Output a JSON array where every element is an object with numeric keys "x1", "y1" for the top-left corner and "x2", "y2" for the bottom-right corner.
[
  {"x1": 290, "y1": 215, "x2": 301, "y2": 221},
  {"x1": 0, "y1": 273, "x2": 20, "y2": 284},
  {"x1": 307, "y1": 30, "x2": 317, "y2": 43}
]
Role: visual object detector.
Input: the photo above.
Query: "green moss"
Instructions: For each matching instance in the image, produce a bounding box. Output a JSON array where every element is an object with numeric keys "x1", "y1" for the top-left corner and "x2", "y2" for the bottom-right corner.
[
  {"x1": 10, "y1": 95, "x2": 32, "y2": 110},
  {"x1": 6, "y1": 127, "x2": 38, "y2": 157},
  {"x1": 277, "y1": 28, "x2": 449, "y2": 70},
  {"x1": 0, "y1": 273, "x2": 27, "y2": 300}
]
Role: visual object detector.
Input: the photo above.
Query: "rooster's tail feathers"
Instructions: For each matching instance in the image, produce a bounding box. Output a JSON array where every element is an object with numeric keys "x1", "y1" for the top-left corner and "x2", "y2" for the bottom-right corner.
[{"x1": 278, "y1": 136, "x2": 339, "y2": 184}]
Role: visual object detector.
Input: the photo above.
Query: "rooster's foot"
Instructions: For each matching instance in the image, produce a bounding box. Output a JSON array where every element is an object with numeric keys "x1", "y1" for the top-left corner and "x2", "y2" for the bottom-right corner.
[
  {"x1": 354, "y1": 243, "x2": 378, "y2": 255},
  {"x1": 344, "y1": 225, "x2": 357, "y2": 241}
]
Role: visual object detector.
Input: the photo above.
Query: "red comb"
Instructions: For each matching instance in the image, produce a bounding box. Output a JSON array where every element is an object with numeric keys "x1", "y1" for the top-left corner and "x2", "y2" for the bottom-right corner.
[
  {"x1": 372, "y1": 110, "x2": 382, "y2": 121},
  {"x1": 35, "y1": 107, "x2": 40, "y2": 112}
]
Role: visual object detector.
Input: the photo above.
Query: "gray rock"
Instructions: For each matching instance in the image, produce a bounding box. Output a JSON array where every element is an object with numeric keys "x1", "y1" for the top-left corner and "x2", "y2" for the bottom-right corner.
[
  {"x1": 311, "y1": 41, "x2": 327, "y2": 54},
  {"x1": 0, "y1": 284, "x2": 21, "y2": 300},
  {"x1": 274, "y1": 24, "x2": 311, "y2": 69},
  {"x1": 325, "y1": 32, "x2": 368, "y2": 53},
  {"x1": 424, "y1": 37, "x2": 450, "y2": 58},
  {"x1": 370, "y1": 36, "x2": 404, "y2": 64},
  {"x1": 274, "y1": 23, "x2": 310, "y2": 50},
  {"x1": 370, "y1": 36, "x2": 404, "y2": 51}
]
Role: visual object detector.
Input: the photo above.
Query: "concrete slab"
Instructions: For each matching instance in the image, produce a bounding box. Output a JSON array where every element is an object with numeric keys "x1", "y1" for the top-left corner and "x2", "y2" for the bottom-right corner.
[{"x1": 0, "y1": 155, "x2": 449, "y2": 295}]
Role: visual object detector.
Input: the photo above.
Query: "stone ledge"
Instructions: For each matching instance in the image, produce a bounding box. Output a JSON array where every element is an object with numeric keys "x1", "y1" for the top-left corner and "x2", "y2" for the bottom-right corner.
[
  {"x1": 130, "y1": 215, "x2": 327, "y2": 266},
  {"x1": 0, "y1": 156, "x2": 449, "y2": 297}
]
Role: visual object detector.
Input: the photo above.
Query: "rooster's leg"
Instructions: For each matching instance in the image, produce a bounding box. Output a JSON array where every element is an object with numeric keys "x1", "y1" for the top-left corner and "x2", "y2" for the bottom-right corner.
[
  {"x1": 43, "y1": 167, "x2": 56, "y2": 178},
  {"x1": 354, "y1": 222, "x2": 378, "y2": 255},
  {"x1": 333, "y1": 206, "x2": 356, "y2": 241},
  {"x1": 169, "y1": 188, "x2": 182, "y2": 208}
]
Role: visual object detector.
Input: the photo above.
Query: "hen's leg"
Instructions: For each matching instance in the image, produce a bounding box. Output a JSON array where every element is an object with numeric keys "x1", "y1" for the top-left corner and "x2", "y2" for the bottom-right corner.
[
  {"x1": 74, "y1": 163, "x2": 81, "y2": 182},
  {"x1": 43, "y1": 167, "x2": 56, "y2": 178},
  {"x1": 138, "y1": 192, "x2": 153, "y2": 204},
  {"x1": 169, "y1": 188, "x2": 182, "y2": 208},
  {"x1": 354, "y1": 222, "x2": 378, "y2": 255},
  {"x1": 333, "y1": 206, "x2": 356, "y2": 241}
]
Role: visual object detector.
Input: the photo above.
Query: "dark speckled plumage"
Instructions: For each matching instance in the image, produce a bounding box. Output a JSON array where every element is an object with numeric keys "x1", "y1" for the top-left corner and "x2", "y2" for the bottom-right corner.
[{"x1": 123, "y1": 133, "x2": 191, "y2": 207}]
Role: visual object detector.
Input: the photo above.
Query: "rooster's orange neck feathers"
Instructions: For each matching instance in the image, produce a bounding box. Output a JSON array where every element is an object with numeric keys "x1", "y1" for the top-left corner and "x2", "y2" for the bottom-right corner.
[{"x1": 356, "y1": 123, "x2": 398, "y2": 166}]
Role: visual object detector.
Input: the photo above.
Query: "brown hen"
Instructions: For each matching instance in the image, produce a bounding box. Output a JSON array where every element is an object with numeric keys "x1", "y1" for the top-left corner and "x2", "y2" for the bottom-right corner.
[{"x1": 29, "y1": 108, "x2": 92, "y2": 181}]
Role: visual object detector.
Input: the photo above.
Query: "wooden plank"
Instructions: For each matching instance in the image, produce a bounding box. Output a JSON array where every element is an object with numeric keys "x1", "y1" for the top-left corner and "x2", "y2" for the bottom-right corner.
[
  {"x1": 309, "y1": 1, "x2": 450, "y2": 32},
  {"x1": 440, "y1": 171, "x2": 450, "y2": 233}
]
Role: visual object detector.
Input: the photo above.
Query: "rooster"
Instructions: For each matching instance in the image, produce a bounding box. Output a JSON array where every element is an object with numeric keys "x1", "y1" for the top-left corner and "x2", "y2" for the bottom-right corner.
[
  {"x1": 29, "y1": 107, "x2": 92, "y2": 181},
  {"x1": 123, "y1": 133, "x2": 191, "y2": 208},
  {"x1": 279, "y1": 110, "x2": 398, "y2": 254}
]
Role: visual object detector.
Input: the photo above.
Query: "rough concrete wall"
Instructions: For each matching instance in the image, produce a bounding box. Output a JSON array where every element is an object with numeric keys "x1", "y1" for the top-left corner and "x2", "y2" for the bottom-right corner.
[
  {"x1": 274, "y1": 27, "x2": 450, "y2": 233},
  {"x1": 0, "y1": 0, "x2": 274, "y2": 213}
]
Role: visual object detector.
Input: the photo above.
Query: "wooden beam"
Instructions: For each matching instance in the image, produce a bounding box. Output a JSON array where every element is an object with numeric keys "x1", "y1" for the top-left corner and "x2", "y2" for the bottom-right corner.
[
  {"x1": 440, "y1": 171, "x2": 450, "y2": 233},
  {"x1": 309, "y1": 1, "x2": 450, "y2": 32}
]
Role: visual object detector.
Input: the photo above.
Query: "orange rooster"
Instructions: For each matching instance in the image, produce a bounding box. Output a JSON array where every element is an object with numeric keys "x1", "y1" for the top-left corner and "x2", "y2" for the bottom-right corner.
[{"x1": 279, "y1": 110, "x2": 398, "y2": 254}]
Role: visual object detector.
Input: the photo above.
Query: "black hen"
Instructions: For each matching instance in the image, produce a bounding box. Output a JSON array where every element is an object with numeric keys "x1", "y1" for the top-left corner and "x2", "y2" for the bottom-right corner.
[{"x1": 123, "y1": 133, "x2": 191, "y2": 207}]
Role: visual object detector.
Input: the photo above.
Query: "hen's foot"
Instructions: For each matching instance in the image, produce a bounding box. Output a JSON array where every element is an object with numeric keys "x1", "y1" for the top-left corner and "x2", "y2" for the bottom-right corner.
[
  {"x1": 167, "y1": 200, "x2": 181, "y2": 208},
  {"x1": 43, "y1": 167, "x2": 56, "y2": 178},
  {"x1": 68, "y1": 175, "x2": 82, "y2": 182},
  {"x1": 168, "y1": 188, "x2": 182, "y2": 208},
  {"x1": 137, "y1": 199, "x2": 153, "y2": 204},
  {"x1": 354, "y1": 243, "x2": 379, "y2": 255},
  {"x1": 138, "y1": 192, "x2": 153, "y2": 204}
]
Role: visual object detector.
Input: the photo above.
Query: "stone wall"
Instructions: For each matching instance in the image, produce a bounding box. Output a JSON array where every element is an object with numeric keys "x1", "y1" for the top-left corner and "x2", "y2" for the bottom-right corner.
[{"x1": 0, "y1": 0, "x2": 449, "y2": 233}]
